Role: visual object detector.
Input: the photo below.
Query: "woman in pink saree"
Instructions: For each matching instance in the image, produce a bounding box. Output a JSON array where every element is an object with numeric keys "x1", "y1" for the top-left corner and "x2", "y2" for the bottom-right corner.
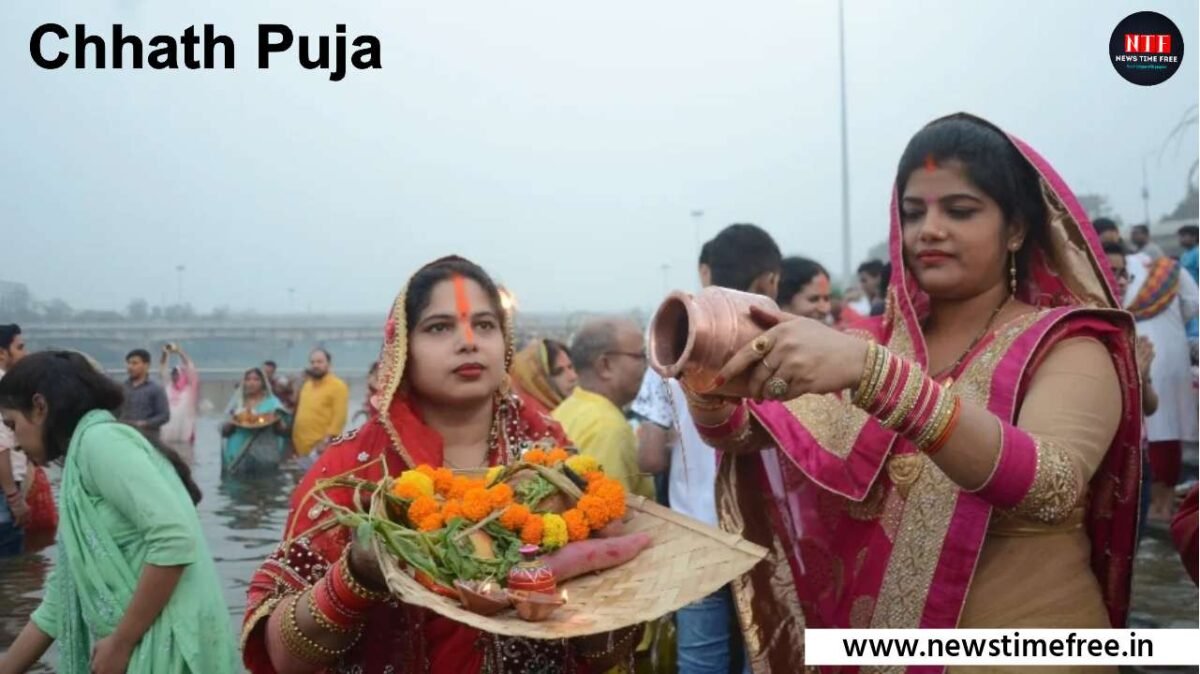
[{"x1": 686, "y1": 114, "x2": 1141, "y2": 673}]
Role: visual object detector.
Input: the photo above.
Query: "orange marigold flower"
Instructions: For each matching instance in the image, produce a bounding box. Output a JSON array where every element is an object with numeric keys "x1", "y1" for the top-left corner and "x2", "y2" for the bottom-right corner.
[
  {"x1": 442, "y1": 500, "x2": 464, "y2": 522},
  {"x1": 462, "y1": 487, "x2": 493, "y2": 522},
  {"x1": 391, "y1": 481, "x2": 424, "y2": 501},
  {"x1": 577, "y1": 494, "x2": 612, "y2": 530},
  {"x1": 520, "y1": 516, "x2": 545, "y2": 546},
  {"x1": 407, "y1": 495, "x2": 440, "y2": 525},
  {"x1": 545, "y1": 447, "x2": 570, "y2": 466},
  {"x1": 417, "y1": 513, "x2": 444, "y2": 532},
  {"x1": 415, "y1": 464, "x2": 437, "y2": 479},
  {"x1": 447, "y1": 476, "x2": 474, "y2": 500},
  {"x1": 499, "y1": 504, "x2": 531, "y2": 531},
  {"x1": 432, "y1": 467, "x2": 455, "y2": 496},
  {"x1": 590, "y1": 478, "x2": 627, "y2": 520},
  {"x1": 583, "y1": 471, "x2": 605, "y2": 485},
  {"x1": 487, "y1": 483, "x2": 514, "y2": 509},
  {"x1": 562, "y1": 509, "x2": 590, "y2": 542},
  {"x1": 523, "y1": 448, "x2": 547, "y2": 465}
]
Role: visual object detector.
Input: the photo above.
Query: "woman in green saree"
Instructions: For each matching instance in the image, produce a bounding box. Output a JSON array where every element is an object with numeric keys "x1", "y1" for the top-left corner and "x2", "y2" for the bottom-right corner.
[
  {"x1": 0, "y1": 351, "x2": 236, "y2": 674},
  {"x1": 221, "y1": 367, "x2": 289, "y2": 476}
]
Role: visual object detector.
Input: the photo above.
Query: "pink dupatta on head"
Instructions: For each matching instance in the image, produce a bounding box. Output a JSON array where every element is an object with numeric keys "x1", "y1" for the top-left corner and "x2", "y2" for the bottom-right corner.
[{"x1": 720, "y1": 114, "x2": 1142, "y2": 673}]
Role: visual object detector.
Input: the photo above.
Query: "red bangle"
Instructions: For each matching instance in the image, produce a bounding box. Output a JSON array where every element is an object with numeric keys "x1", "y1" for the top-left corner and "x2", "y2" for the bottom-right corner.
[
  {"x1": 328, "y1": 559, "x2": 378, "y2": 613},
  {"x1": 923, "y1": 396, "x2": 961, "y2": 457},
  {"x1": 695, "y1": 403, "x2": 749, "y2": 440},
  {"x1": 311, "y1": 577, "x2": 364, "y2": 631}
]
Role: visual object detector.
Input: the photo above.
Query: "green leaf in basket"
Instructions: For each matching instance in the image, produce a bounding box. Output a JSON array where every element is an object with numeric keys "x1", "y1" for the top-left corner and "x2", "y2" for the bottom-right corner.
[
  {"x1": 515, "y1": 475, "x2": 558, "y2": 508},
  {"x1": 355, "y1": 521, "x2": 375, "y2": 547}
]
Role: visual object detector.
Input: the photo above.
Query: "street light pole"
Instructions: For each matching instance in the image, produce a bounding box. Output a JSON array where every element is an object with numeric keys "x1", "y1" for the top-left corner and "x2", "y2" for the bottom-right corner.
[{"x1": 838, "y1": 0, "x2": 853, "y2": 283}]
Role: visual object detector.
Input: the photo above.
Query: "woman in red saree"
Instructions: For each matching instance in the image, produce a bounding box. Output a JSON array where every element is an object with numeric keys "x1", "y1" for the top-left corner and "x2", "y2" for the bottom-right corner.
[
  {"x1": 242, "y1": 256, "x2": 634, "y2": 673},
  {"x1": 686, "y1": 114, "x2": 1141, "y2": 673}
]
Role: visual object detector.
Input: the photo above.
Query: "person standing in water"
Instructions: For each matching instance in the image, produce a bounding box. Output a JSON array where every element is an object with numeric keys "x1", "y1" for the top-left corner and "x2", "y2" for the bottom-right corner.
[{"x1": 291, "y1": 348, "x2": 349, "y2": 465}]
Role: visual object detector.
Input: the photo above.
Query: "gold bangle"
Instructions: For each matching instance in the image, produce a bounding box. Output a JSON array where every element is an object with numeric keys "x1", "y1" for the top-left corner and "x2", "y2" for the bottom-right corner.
[
  {"x1": 919, "y1": 390, "x2": 960, "y2": 452},
  {"x1": 682, "y1": 386, "x2": 734, "y2": 411},
  {"x1": 881, "y1": 364, "x2": 923, "y2": 430},
  {"x1": 281, "y1": 594, "x2": 352, "y2": 665},
  {"x1": 851, "y1": 341, "x2": 879, "y2": 407},
  {"x1": 854, "y1": 342, "x2": 888, "y2": 408},
  {"x1": 339, "y1": 547, "x2": 389, "y2": 603},
  {"x1": 306, "y1": 585, "x2": 358, "y2": 635},
  {"x1": 913, "y1": 386, "x2": 951, "y2": 449},
  {"x1": 868, "y1": 350, "x2": 903, "y2": 414}
]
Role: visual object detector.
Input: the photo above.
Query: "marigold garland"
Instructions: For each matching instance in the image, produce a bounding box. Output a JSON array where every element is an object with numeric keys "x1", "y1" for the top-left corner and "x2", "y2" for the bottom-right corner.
[
  {"x1": 562, "y1": 509, "x2": 589, "y2": 542},
  {"x1": 520, "y1": 515, "x2": 544, "y2": 545},
  {"x1": 564, "y1": 454, "x2": 599, "y2": 476},
  {"x1": 487, "y1": 483, "x2": 514, "y2": 510},
  {"x1": 541, "y1": 513, "x2": 568, "y2": 550},
  {"x1": 417, "y1": 513, "x2": 444, "y2": 532},
  {"x1": 431, "y1": 467, "x2": 455, "y2": 496},
  {"x1": 392, "y1": 471, "x2": 434, "y2": 499},
  {"x1": 462, "y1": 487, "x2": 493, "y2": 522},
  {"x1": 499, "y1": 504, "x2": 531, "y2": 531},
  {"x1": 544, "y1": 447, "x2": 570, "y2": 466},
  {"x1": 523, "y1": 448, "x2": 547, "y2": 465},
  {"x1": 441, "y1": 500, "x2": 464, "y2": 522}
]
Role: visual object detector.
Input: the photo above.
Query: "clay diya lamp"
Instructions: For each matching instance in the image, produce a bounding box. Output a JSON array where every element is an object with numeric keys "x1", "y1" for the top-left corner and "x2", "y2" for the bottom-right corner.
[
  {"x1": 506, "y1": 588, "x2": 566, "y2": 622},
  {"x1": 454, "y1": 580, "x2": 511, "y2": 616}
]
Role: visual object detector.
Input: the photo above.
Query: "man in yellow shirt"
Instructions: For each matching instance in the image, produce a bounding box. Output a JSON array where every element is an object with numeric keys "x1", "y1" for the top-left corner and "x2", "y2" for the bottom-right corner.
[
  {"x1": 552, "y1": 318, "x2": 655, "y2": 500},
  {"x1": 292, "y1": 348, "x2": 350, "y2": 459}
]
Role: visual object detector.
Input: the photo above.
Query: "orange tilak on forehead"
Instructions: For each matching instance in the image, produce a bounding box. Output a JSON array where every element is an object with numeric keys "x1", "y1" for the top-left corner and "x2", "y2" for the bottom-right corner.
[{"x1": 453, "y1": 274, "x2": 475, "y2": 345}]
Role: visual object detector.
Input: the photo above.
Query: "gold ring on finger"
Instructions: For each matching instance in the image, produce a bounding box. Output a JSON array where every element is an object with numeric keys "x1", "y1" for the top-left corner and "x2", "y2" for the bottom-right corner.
[
  {"x1": 765, "y1": 376, "x2": 789, "y2": 400},
  {"x1": 752, "y1": 335, "x2": 774, "y2": 357}
]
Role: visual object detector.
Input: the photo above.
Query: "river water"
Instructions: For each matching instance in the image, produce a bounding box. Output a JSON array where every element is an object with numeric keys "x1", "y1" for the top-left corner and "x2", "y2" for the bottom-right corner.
[{"x1": 1, "y1": 384, "x2": 1197, "y2": 670}]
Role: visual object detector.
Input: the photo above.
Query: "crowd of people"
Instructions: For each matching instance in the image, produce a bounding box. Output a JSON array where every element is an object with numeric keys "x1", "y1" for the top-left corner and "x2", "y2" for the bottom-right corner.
[{"x1": 0, "y1": 112, "x2": 1198, "y2": 674}]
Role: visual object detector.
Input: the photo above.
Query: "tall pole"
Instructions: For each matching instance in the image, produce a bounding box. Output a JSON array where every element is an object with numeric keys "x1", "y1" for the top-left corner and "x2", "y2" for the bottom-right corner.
[
  {"x1": 691, "y1": 209, "x2": 705, "y2": 254},
  {"x1": 837, "y1": 0, "x2": 852, "y2": 282}
]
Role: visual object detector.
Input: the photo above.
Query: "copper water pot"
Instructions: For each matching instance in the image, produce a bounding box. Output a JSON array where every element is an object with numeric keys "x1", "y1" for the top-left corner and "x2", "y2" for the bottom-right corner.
[{"x1": 648, "y1": 287, "x2": 778, "y2": 393}]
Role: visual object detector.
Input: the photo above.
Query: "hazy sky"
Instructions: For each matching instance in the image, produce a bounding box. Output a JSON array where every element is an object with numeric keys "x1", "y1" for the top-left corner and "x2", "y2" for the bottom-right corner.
[{"x1": 2, "y1": 0, "x2": 1197, "y2": 315}]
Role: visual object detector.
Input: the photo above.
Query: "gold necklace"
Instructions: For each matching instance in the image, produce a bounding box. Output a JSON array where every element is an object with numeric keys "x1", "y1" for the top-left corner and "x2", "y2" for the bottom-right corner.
[{"x1": 930, "y1": 294, "x2": 1013, "y2": 382}]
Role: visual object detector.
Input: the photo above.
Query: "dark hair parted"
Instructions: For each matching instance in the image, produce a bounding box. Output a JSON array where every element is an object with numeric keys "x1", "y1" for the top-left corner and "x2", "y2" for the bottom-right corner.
[
  {"x1": 405, "y1": 256, "x2": 506, "y2": 335},
  {"x1": 0, "y1": 351, "x2": 202, "y2": 504},
  {"x1": 778, "y1": 257, "x2": 829, "y2": 306},
  {"x1": 707, "y1": 224, "x2": 782, "y2": 292},
  {"x1": 896, "y1": 114, "x2": 1049, "y2": 284}
]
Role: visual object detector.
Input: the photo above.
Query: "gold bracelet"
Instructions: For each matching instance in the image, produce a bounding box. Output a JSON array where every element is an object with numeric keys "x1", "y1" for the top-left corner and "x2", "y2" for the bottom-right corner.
[
  {"x1": 281, "y1": 594, "x2": 349, "y2": 665},
  {"x1": 913, "y1": 385, "x2": 950, "y2": 449},
  {"x1": 918, "y1": 390, "x2": 959, "y2": 452},
  {"x1": 853, "y1": 342, "x2": 888, "y2": 408},
  {"x1": 881, "y1": 363, "x2": 923, "y2": 430},
  {"x1": 851, "y1": 341, "x2": 879, "y2": 407},
  {"x1": 339, "y1": 546, "x2": 389, "y2": 602},
  {"x1": 869, "y1": 350, "x2": 904, "y2": 414}
]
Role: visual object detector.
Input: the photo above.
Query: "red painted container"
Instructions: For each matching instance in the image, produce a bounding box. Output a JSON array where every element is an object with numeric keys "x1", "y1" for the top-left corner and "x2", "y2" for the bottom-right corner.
[{"x1": 506, "y1": 544, "x2": 557, "y2": 595}]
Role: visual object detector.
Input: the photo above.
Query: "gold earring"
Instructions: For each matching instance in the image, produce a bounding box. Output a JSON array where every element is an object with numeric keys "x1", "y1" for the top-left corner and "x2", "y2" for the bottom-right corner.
[{"x1": 1008, "y1": 251, "x2": 1017, "y2": 295}]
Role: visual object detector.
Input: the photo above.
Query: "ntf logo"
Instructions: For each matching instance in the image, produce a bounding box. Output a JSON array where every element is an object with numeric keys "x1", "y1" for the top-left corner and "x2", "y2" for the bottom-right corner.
[{"x1": 1124, "y1": 34, "x2": 1172, "y2": 54}]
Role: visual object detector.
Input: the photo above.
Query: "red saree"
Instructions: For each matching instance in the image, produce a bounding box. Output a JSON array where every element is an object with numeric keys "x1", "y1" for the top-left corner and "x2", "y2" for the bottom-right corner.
[
  {"x1": 715, "y1": 115, "x2": 1142, "y2": 674},
  {"x1": 242, "y1": 261, "x2": 587, "y2": 674}
]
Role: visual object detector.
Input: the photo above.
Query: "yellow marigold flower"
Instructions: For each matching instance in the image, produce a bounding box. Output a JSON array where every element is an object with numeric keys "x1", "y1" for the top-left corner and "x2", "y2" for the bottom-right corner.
[
  {"x1": 487, "y1": 483, "x2": 514, "y2": 509},
  {"x1": 520, "y1": 516, "x2": 544, "y2": 546},
  {"x1": 564, "y1": 454, "x2": 599, "y2": 476},
  {"x1": 393, "y1": 470, "x2": 434, "y2": 499},
  {"x1": 417, "y1": 513, "x2": 444, "y2": 532},
  {"x1": 523, "y1": 448, "x2": 547, "y2": 466},
  {"x1": 485, "y1": 465, "x2": 504, "y2": 485},
  {"x1": 540, "y1": 513, "x2": 568, "y2": 550},
  {"x1": 562, "y1": 509, "x2": 590, "y2": 542},
  {"x1": 545, "y1": 447, "x2": 570, "y2": 466},
  {"x1": 415, "y1": 464, "x2": 437, "y2": 480},
  {"x1": 499, "y1": 504, "x2": 531, "y2": 531},
  {"x1": 407, "y1": 495, "x2": 440, "y2": 525},
  {"x1": 462, "y1": 487, "x2": 493, "y2": 522}
]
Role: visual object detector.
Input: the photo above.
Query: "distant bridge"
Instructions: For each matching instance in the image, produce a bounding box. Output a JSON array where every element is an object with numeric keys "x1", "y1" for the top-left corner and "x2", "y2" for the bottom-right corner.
[
  {"x1": 21, "y1": 313, "x2": 591, "y2": 343},
  {"x1": 23, "y1": 320, "x2": 384, "y2": 343}
]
